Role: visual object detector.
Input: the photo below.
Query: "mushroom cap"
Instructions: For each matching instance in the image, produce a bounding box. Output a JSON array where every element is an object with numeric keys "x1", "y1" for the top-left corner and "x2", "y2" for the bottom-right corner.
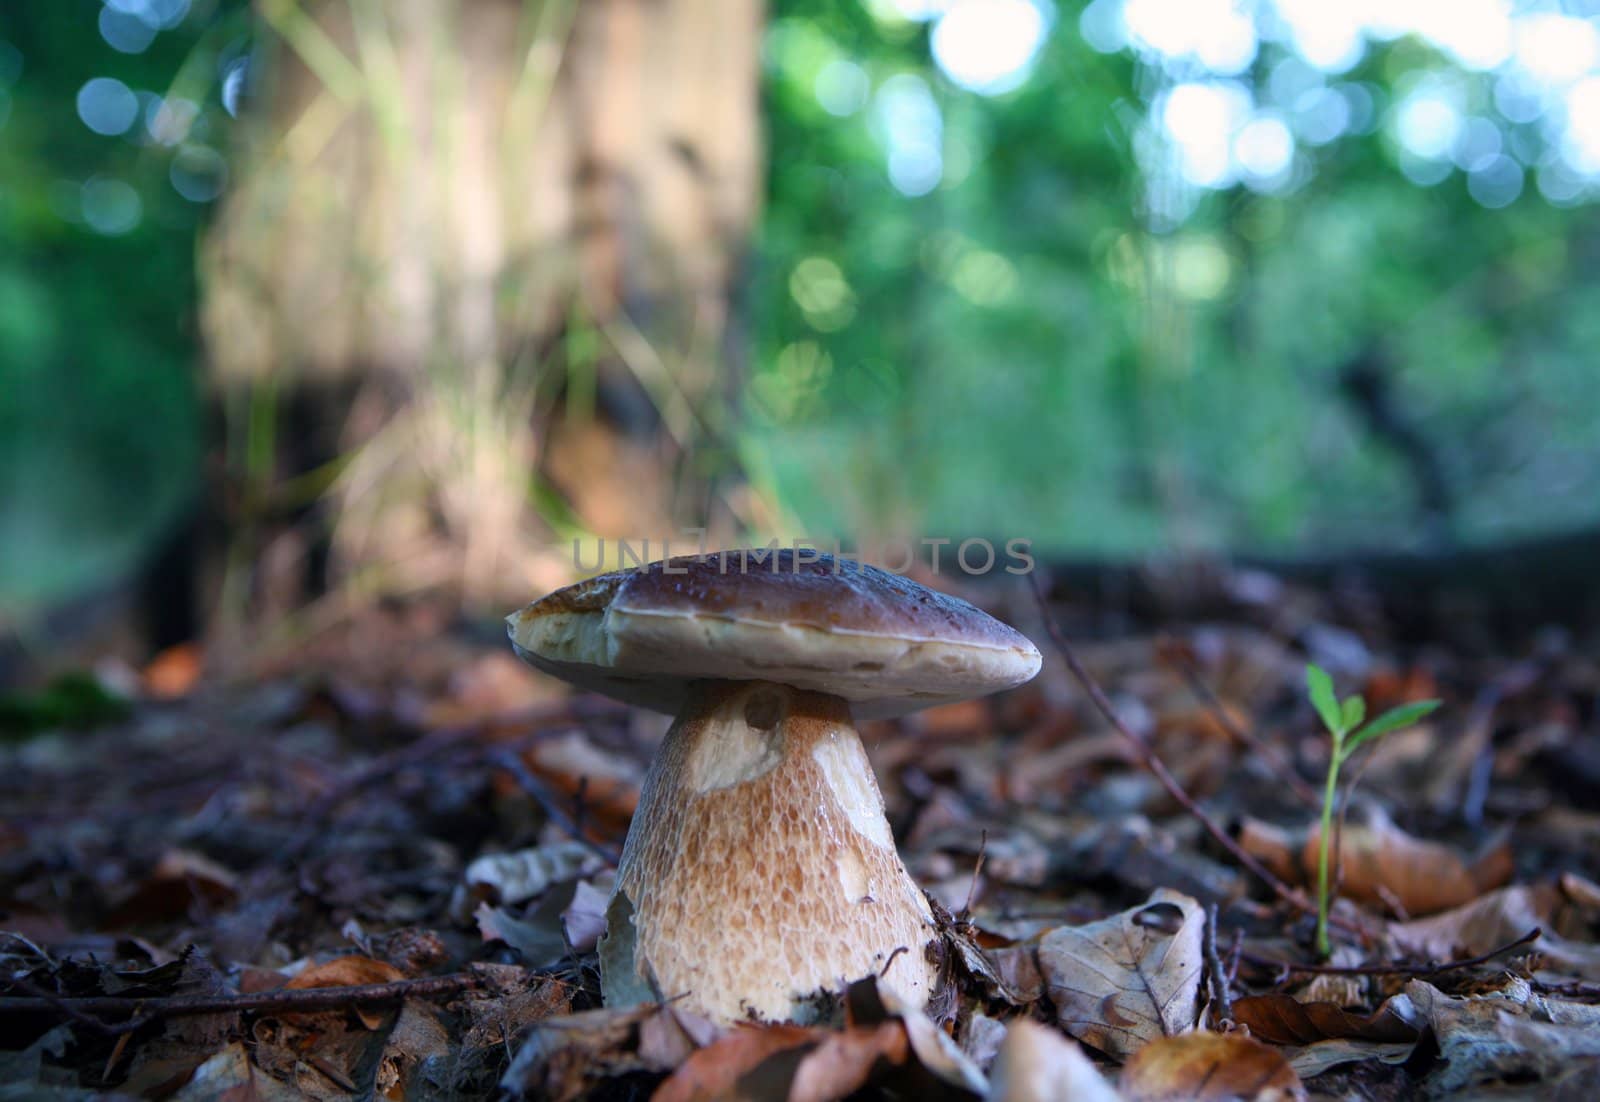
[{"x1": 506, "y1": 549, "x2": 1042, "y2": 719}]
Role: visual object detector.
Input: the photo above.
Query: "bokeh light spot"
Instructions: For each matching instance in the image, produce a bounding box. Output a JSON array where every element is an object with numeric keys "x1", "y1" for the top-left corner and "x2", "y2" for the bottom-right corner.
[
  {"x1": 77, "y1": 77, "x2": 139, "y2": 136},
  {"x1": 931, "y1": 0, "x2": 1048, "y2": 96},
  {"x1": 81, "y1": 176, "x2": 142, "y2": 235},
  {"x1": 815, "y1": 59, "x2": 869, "y2": 116}
]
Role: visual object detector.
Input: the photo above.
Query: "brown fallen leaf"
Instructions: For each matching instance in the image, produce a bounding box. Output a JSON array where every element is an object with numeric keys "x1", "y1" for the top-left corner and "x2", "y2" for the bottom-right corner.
[
  {"x1": 654, "y1": 1021, "x2": 914, "y2": 1102},
  {"x1": 986, "y1": 1019, "x2": 1121, "y2": 1102},
  {"x1": 285, "y1": 955, "x2": 407, "y2": 990},
  {"x1": 1035, "y1": 888, "x2": 1205, "y2": 1061},
  {"x1": 374, "y1": 998, "x2": 450, "y2": 1099},
  {"x1": 1119, "y1": 1032, "x2": 1306, "y2": 1102},
  {"x1": 1389, "y1": 883, "x2": 1600, "y2": 979},
  {"x1": 1238, "y1": 807, "x2": 1512, "y2": 917},
  {"x1": 1230, "y1": 993, "x2": 1418, "y2": 1047},
  {"x1": 106, "y1": 848, "x2": 240, "y2": 927},
  {"x1": 285, "y1": 955, "x2": 407, "y2": 1030}
]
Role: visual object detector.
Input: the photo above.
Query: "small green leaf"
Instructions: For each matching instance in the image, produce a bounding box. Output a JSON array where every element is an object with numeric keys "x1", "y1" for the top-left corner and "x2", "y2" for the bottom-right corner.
[
  {"x1": 1306, "y1": 665, "x2": 1344, "y2": 735},
  {"x1": 1341, "y1": 695, "x2": 1366, "y2": 732},
  {"x1": 1342, "y1": 699, "x2": 1442, "y2": 758}
]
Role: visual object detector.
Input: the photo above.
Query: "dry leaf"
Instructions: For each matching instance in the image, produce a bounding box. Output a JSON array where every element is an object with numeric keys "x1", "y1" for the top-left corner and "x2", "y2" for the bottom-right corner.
[
  {"x1": 285, "y1": 955, "x2": 406, "y2": 1030},
  {"x1": 901, "y1": 1008, "x2": 989, "y2": 1094},
  {"x1": 475, "y1": 900, "x2": 568, "y2": 967},
  {"x1": 1119, "y1": 1033, "x2": 1306, "y2": 1102},
  {"x1": 285, "y1": 955, "x2": 406, "y2": 989},
  {"x1": 1390, "y1": 883, "x2": 1600, "y2": 979},
  {"x1": 1294, "y1": 946, "x2": 1366, "y2": 1008},
  {"x1": 1283, "y1": 1037, "x2": 1416, "y2": 1081},
  {"x1": 454, "y1": 841, "x2": 603, "y2": 916},
  {"x1": 652, "y1": 1021, "x2": 917, "y2": 1102},
  {"x1": 374, "y1": 999, "x2": 450, "y2": 1099},
  {"x1": 106, "y1": 848, "x2": 239, "y2": 927},
  {"x1": 1407, "y1": 977, "x2": 1600, "y2": 1096},
  {"x1": 986, "y1": 1019, "x2": 1122, "y2": 1102},
  {"x1": 1239, "y1": 808, "x2": 1512, "y2": 917},
  {"x1": 501, "y1": 1005, "x2": 697, "y2": 1101},
  {"x1": 169, "y1": 1042, "x2": 305, "y2": 1102},
  {"x1": 1230, "y1": 993, "x2": 1418, "y2": 1046},
  {"x1": 1035, "y1": 888, "x2": 1205, "y2": 1061},
  {"x1": 526, "y1": 731, "x2": 642, "y2": 827},
  {"x1": 562, "y1": 877, "x2": 611, "y2": 952}
]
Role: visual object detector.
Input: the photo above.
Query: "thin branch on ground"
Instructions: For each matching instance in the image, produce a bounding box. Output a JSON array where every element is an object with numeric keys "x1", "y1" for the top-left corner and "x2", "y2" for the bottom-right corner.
[
  {"x1": 0, "y1": 972, "x2": 488, "y2": 1036},
  {"x1": 1242, "y1": 926, "x2": 1541, "y2": 977},
  {"x1": 1164, "y1": 640, "x2": 1321, "y2": 807},
  {"x1": 1029, "y1": 574, "x2": 1363, "y2": 934},
  {"x1": 1205, "y1": 903, "x2": 1234, "y2": 1026}
]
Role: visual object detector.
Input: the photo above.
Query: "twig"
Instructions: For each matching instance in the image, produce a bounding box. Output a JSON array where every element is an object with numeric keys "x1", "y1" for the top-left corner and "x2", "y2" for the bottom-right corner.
[
  {"x1": 4, "y1": 977, "x2": 133, "y2": 1038},
  {"x1": 1241, "y1": 926, "x2": 1541, "y2": 977},
  {"x1": 493, "y1": 751, "x2": 624, "y2": 865},
  {"x1": 1029, "y1": 575, "x2": 1354, "y2": 932},
  {"x1": 1166, "y1": 641, "x2": 1320, "y2": 807},
  {"x1": 959, "y1": 830, "x2": 989, "y2": 920},
  {"x1": 0, "y1": 972, "x2": 486, "y2": 1035},
  {"x1": 1205, "y1": 903, "x2": 1234, "y2": 1026}
]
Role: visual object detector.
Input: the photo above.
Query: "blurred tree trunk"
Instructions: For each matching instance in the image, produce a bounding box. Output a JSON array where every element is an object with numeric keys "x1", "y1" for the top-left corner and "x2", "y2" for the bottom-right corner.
[{"x1": 198, "y1": 0, "x2": 761, "y2": 630}]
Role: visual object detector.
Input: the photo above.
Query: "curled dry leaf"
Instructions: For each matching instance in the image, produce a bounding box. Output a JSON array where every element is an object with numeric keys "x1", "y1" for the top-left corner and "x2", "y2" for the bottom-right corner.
[
  {"x1": 501, "y1": 1005, "x2": 708, "y2": 1102},
  {"x1": 1406, "y1": 977, "x2": 1600, "y2": 1096},
  {"x1": 374, "y1": 998, "x2": 450, "y2": 1099},
  {"x1": 1390, "y1": 883, "x2": 1600, "y2": 979},
  {"x1": 1119, "y1": 1032, "x2": 1306, "y2": 1102},
  {"x1": 986, "y1": 1019, "x2": 1121, "y2": 1102},
  {"x1": 454, "y1": 840, "x2": 603, "y2": 916},
  {"x1": 1230, "y1": 993, "x2": 1418, "y2": 1047},
  {"x1": 1238, "y1": 808, "x2": 1512, "y2": 917},
  {"x1": 1035, "y1": 888, "x2": 1205, "y2": 1061}
]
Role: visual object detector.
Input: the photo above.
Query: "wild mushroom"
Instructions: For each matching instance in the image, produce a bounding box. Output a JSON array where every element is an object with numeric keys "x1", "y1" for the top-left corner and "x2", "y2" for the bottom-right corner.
[{"x1": 506, "y1": 550, "x2": 1041, "y2": 1023}]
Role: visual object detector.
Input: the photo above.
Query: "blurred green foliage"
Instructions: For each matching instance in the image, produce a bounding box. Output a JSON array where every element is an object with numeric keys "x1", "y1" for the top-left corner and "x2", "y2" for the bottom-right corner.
[
  {"x1": 0, "y1": 4, "x2": 248, "y2": 613},
  {"x1": 753, "y1": 1, "x2": 1600, "y2": 552},
  {"x1": 4, "y1": 0, "x2": 1600, "y2": 618}
]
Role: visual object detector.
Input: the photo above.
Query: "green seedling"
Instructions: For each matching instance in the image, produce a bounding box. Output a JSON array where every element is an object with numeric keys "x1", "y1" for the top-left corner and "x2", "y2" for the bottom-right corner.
[{"x1": 1305, "y1": 664, "x2": 1441, "y2": 957}]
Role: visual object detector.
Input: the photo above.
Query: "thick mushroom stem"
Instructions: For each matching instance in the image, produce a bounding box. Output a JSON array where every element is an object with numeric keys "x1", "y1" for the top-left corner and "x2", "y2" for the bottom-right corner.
[{"x1": 599, "y1": 680, "x2": 937, "y2": 1023}]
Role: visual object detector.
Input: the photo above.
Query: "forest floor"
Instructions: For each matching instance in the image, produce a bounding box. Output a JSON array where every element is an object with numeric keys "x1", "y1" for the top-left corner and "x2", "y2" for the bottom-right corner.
[{"x1": 2, "y1": 573, "x2": 1599, "y2": 1100}]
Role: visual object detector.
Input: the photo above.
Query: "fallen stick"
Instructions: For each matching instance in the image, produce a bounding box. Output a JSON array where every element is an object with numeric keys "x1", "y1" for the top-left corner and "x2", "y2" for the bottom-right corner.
[
  {"x1": 0, "y1": 971, "x2": 486, "y2": 1036},
  {"x1": 1241, "y1": 926, "x2": 1541, "y2": 978}
]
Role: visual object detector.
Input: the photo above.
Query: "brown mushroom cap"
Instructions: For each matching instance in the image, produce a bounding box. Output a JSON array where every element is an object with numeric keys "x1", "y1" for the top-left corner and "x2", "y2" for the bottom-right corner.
[{"x1": 507, "y1": 550, "x2": 1041, "y2": 719}]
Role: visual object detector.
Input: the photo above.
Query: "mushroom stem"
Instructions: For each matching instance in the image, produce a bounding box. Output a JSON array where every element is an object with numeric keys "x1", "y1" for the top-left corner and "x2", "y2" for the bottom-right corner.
[{"x1": 599, "y1": 680, "x2": 937, "y2": 1023}]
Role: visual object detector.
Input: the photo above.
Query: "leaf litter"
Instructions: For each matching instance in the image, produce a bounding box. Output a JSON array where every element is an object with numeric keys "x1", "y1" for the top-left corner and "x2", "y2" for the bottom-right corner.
[{"x1": 1, "y1": 581, "x2": 1598, "y2": 1099}]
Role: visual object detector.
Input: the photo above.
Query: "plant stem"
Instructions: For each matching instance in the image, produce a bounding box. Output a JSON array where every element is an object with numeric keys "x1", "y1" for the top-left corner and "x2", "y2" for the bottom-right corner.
[{"x1": 1316, "y1": 734, "x2": 1343, "y2": 957}]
